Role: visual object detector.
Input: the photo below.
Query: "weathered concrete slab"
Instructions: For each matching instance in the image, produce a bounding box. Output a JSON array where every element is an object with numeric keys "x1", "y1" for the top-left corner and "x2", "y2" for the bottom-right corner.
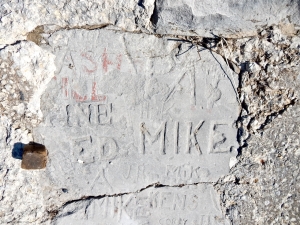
[
  {"x1": 0, "y1": 0, "x2": 155, "y2": 45},
  {"x1": 2, "y1": 0, "x2": 299, "y2": 47},
  {"x1": 154, "y1": 0, "x2": 300, "y2": 37},
  {"x1": 33, "y1": 29, "x2": 239, "y2": 217},
  {"x1": 0, "y1": 0, "x2": 299, "y2": 223}
]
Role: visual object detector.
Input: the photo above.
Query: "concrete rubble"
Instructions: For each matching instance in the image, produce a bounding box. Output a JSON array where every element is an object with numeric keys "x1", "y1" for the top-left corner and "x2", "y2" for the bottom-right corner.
[{"x1": 0, "y1": 1, "x2": 299, "y2": 224}]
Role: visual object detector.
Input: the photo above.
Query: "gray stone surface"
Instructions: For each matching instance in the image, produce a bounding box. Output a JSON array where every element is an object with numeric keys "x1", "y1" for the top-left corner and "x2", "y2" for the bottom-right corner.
[
  {"x1": 31, "y1": 29, "x2": 238, "y2": 223},
  {"x1": 0, "y1": 1, "x2": 299, "y2": 224},
  {"x1": 0, "y1": 0, "x2": 155, "y2": 45},
  {"x1": 154, "y1": 0, "x2": 300, "y2": 37},
  {"x1": 1, "y1": 0, "x2": 300, "y2": 46}
]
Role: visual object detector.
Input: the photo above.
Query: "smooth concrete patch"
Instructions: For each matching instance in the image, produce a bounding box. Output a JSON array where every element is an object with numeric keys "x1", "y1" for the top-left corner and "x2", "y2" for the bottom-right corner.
[{"x1": 34, "y1": 29, "x2": 239, "y2": 222}]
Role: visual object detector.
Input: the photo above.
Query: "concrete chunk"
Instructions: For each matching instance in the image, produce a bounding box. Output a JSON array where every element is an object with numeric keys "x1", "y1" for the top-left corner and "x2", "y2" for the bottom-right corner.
[
  {"x1": 154, "y1": 0, "x2": 300, "y2": 37},
  {"x1": 35, "y1": 29, "x2": 239, "y2": 200}
]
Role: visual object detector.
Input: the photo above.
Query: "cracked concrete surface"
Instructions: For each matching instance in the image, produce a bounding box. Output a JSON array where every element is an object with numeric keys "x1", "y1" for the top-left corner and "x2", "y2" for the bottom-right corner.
[
  {"x1": 0, "y1": 1, "x2": 300, "y2": 224},
  {"x1": 53, "y1": 183, "x2": 227, "y2": 225},
  {"x1": 215, "y1": 101, "x2": 300, "y2": 224},
  {"x1": 32, "y1": 28, "x2": 238, "y2": 224}
]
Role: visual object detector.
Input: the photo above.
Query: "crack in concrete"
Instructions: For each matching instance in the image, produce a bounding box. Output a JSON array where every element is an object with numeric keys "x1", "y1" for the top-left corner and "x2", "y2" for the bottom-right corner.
[
  {"x1": 257, "y1": 98, "x2": 298, "y2": 131},
  {"x1": 6, "y1": 23, "x2": 260, "y2": 48},
  {"x1": 49, "y1": 181, "x2": 215, "y2": 219},
  {"x1": 0, "y1": 40, "x2": 22, "y2": 51}
]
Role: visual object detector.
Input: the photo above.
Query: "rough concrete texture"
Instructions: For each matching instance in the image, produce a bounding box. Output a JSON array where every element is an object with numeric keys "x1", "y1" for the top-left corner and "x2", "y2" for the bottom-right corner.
[
  {"x1": 215, "y1": 102, "x2": 300, "y2": 224},
  {"x1": 0, "y1": 1, "x2": 299, "y2": 225},
  {"x1": 154, "y1": 0, "x2": 300, "y2": 37},
  {"x1": 0, "y1": 0, "x2": 155, "y2": 45},
  {"x1": 212, "y1": 26, "x2": 300, "y2": 225}
]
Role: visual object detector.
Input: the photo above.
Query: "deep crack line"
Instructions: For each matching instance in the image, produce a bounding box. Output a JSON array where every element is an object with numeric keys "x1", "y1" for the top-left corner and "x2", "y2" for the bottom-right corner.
[
  {"x1": 257, "y1": 97, "x2": 298, "y2": 131},
  {"x1": 50, "y1": 181, "x2": 215, "y2": 219},
  {"x1": 0, "y1": 40, "x2": 23, "y2": 51}
]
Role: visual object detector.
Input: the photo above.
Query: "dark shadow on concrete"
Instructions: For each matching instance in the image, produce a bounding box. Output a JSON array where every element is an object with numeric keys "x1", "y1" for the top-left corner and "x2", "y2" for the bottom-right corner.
[
  {"x1": 138, "y1": 0, "x2": 145, "y2": 8},
  {"x1": 150, "y1": 0, "x2": 158, "y2": 28},
  {"x1": 12, "y1": 142, "x2": 24, "y2": 159}
]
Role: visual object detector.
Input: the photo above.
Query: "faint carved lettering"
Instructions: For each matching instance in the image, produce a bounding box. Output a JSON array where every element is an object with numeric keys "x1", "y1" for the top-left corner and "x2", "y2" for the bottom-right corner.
[
  {"x1": 164, "y1": 69, "x2": 196, "y2": 106},
  {"x1": 174, "y1": 121, "x2": 179, "y2": 154},
  {"x1": 186, "y1": 121, "x2": 205, "y2": 154},
  {"x1": 99, "y1": 137, "x2": 118, "y2": 160},
  {"x1": 210, "y1": 123, "x2": 231, "y2": 153},
  {"x1": 207, "y1": 80, "x2": 221, "y2": 109},
  {"x1": 172, "y1": 194, "x2": 186, "y2": 210},
  {"x1": 160, "y1": 192, "x2": 173, "y2": 209},
  {"x1": 66, "y1": 103, "x2": 112, "y2": 127},
  {"x1": 140, "y1": 121, "x2": 167, "y2": 155}
]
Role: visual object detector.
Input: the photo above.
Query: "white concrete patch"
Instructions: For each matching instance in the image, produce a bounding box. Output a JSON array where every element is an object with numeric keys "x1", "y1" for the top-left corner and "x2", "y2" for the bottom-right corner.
[{"x1": 33, "y1": 29, "x2": 239, "y2": 223}]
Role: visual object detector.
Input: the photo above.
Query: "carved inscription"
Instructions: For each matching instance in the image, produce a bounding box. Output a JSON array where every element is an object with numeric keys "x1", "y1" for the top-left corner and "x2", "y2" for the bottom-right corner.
[
  {"x1": 38, "y1": 31, "x2": 240, "y2": 214},
  {"x1": 86, "y1": 189, "x2": 219, "y2": 218},
  {"x1": 209, "y1": 122, "x2": 234, "y2": 153},
  {"x1": 47, "y1": 103, "x2": 112, "y2": 127},
  {"x1": 164, "y1": 69, "x2": 196, "y2": 106},
  {"x1": 64, "y1": 186, "x2": 229, "y2": 224},
  {"x1": 72, "y1": 136, "x2": 118, "y2": 162},
  {"x1": 166, "y1": 165, "x2": 209, "y2": 182},
  {"x1": 159, "y1": 216, "x2": 228, "y2": 225},
  {"x1": 186, "y1": 121, "x2": 204, "y2": 154},
  {"x1": 139, "y1": 121, "x2": 231, "y2": 155},
  {"x1": 120, "y1": 163, "x2": 210, "y2": 184},
  {"x1": 140, "y1": 122, "x2": 167, "y2": 155},
  {"x1": 48, "y1": 109, "x2": 233, "y2": 154}
]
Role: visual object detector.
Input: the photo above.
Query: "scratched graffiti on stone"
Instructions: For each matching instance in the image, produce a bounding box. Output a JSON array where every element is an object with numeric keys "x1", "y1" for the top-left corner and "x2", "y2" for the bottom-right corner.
[
  {"x1": 53, "y1": 184, "x2": 229, "y2": 225},
  {"x1": 33, "y1": 29, "x2": 239, "y2": 221}
]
